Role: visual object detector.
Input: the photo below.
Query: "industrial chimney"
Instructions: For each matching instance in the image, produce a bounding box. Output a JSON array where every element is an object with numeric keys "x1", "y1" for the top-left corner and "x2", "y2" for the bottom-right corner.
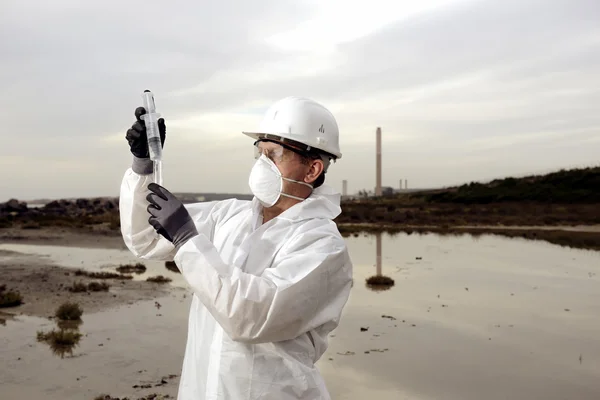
[
  {"x1": 342, "y1": 180, "x2": 348, "y2": 197},
  {"x1": 375, "y1": 127, "x2": 382, "y2": 196}
]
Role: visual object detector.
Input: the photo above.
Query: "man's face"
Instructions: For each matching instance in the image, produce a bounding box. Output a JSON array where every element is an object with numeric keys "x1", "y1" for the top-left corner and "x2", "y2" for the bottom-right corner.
[{"x1": 253, "y1": 140, "x2": 316, "y2": 201}]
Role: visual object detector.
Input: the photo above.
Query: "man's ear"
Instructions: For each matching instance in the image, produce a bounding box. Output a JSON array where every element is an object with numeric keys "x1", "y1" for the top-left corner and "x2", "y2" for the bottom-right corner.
[{"x1": 305, "y1": 159, "x2": 324, "y2": 185}]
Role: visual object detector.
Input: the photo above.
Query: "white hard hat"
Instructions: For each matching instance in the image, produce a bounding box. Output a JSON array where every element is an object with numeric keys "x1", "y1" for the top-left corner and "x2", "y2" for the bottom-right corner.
[{"x1": 242, "y1": 96, "x2": 342, "y2": 159}]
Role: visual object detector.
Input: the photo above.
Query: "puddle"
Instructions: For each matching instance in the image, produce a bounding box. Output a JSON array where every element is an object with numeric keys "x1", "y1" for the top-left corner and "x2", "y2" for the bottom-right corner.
[
  {"x1": 1, "y1": 292, "x2": 188, "y2": 399},
  {"x1": 318, "y1": 232, "x2": 600, "y2": 400},
  {"x1": 0, "y1": 244, "x2": 186, "y2": 288},
  {"x1": 1, "y1": 233, "x2": 600, "y2": 399}
]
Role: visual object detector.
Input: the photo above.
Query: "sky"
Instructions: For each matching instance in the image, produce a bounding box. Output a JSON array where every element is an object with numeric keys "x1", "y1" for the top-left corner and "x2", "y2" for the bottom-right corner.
[{"x1": 1, "y1": 0, "x2": 599, "y2": 201}]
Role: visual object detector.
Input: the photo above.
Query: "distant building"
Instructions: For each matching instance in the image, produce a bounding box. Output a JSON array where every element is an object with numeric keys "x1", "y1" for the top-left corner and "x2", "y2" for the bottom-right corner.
[{"x1": 382, "y1": 186, "x2": 394, "y2": 197}]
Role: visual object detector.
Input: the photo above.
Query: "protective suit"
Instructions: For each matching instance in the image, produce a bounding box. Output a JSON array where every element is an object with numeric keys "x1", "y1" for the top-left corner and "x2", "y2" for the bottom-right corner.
[{"x1": 119, "y1": 169, "x2": 353, "y2": 399}]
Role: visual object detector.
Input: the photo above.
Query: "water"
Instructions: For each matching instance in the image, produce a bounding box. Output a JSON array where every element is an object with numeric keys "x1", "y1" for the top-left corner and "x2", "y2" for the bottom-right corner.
[{"x1": 1, "y1": 232, "x2": 600, "y2": 399}]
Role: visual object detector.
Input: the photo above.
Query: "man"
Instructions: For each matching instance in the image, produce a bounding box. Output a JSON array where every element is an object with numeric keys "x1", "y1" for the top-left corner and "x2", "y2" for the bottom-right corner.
[{"x1": 119, "y1": 96, "x2": 353, "y2": 399}]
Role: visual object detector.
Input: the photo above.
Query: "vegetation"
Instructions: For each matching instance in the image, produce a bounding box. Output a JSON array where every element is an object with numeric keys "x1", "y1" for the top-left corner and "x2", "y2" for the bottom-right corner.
[
  {"x1": 94, "y1": 394, "x2": 172, "y2": 400},
  {"x1": 74, "y1": 269, "x2": 133, "y2": 280},
  {"x1": 147, "y1": 275, "x2": 172, "y2": 284},
  {"x1": 55, "y1": 301, "x2": 83, "y2": 321},
  {"x1": 68, "y1": 282, "x2": 88, "y2": 293},
  {"x1": 0, "y1": 284, "x2": 23, "y2": 308},
  {"x1": 338, "y1": 167, "x2": 600, "y2": 228},
  {"x1": 365, "y1": 275, "x2": 395, "y2": 292},
  {"x1": 0, "y1": 212, "x2": 121, "y2": 231},
  {"x1": 36, "y1": 302, "x2": 85, "y2": 358},
  {"x1": 417, "y1": 166, "x2": 600, "y2": 204},
  {"x1": 88, "y1": 281, "x2": 110, "y2": 292},
  {"x1": 68, "y1": 281, "x2": 110, "y2": 292},
  {"x1": 366, "y1": 276, "x2": 395, "y2": 286},
  {"x1": 116, "y1": 263, "x2": 146, "y2": 274},
  {"x1": 336, "y1": 201, "x2": 600, "y2": 227}
]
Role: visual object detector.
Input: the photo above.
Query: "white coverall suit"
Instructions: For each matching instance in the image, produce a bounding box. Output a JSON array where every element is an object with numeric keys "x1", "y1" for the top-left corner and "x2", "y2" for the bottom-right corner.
[{"x1": 119, "y1": 168, "x2": 354, "y2": 399}]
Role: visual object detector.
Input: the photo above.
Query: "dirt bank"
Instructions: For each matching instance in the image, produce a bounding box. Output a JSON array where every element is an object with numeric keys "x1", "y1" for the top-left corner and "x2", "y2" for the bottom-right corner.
[
  {"x1": 0, "y1": 226, "x2": 124, "y2": 249},
  {"x1": 0, "y1": 249, "x2": 173, "y2": 319}
]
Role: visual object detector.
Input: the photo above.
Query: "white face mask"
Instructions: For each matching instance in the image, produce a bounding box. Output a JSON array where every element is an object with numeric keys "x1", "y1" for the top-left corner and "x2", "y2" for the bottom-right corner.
[{"x1": 248, "y1": 154, "x2": 313, "y2": 208}]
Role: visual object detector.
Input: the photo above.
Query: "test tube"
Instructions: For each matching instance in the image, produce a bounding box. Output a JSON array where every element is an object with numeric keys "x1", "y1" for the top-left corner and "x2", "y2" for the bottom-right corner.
[{"x1": 141, "y1": 90, "x2": 163, "y2": 185}]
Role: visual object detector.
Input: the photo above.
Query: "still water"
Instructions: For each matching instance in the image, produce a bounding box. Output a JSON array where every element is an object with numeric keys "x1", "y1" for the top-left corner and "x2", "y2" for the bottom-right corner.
[{"x1": 1, "y1": 232, "x2": 600, "y2": 400}]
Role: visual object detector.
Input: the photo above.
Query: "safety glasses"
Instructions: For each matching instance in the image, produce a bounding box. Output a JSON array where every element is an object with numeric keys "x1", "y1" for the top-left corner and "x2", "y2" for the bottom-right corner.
[{"x1": 253, "y1": 139, "x2": 310, "y2": 163}]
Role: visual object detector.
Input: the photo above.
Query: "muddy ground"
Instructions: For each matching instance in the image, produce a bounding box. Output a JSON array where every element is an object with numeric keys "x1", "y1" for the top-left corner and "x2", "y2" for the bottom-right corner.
[
  {"x1": 0, "y1": 226, "x2": 124, "y2": 249},
  {"x1": 2, "y1": 224, "x2": 600, "y2": 399},
  {"x1": 0, "y1": 247, "x2": 171, "y2": 319}
]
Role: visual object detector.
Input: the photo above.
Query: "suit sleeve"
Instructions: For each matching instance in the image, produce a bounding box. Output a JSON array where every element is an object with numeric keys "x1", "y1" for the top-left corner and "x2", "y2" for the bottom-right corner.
[
  {"x1": 173, "y1": 226, "x2": 353, "y2": 344},
  {"x1": 119, "y1": 167, "x2": 221, "y2": 261}
]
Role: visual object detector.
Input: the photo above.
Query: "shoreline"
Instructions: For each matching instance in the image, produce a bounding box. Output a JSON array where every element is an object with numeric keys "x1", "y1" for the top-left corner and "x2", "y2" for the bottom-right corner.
[
  {"x1": 337, "y1": 223, "x2": 600, "y2": 251},
  {"x1": 338, "y1": 222, "x2": 600, "y2": 233},
  {"x1": 0, "y1": 247, "x2": 177, "y2": 321},
  {"x1": 1, "y1": 221, "x2": 598, "y2": 320}
]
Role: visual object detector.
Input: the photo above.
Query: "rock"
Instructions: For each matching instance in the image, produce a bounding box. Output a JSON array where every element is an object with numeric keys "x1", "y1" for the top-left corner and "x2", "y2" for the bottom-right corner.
[
  {"x1": 1, "y1": 199, "x2": 28, "y2": 214},
  {"x1": 76, "y1": 198, "x2": 90, "y2": 208}
]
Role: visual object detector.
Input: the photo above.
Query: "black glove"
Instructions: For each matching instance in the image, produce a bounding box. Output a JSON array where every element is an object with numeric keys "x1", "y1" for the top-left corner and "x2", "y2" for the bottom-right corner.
[
  {"x1": 126, "y1": 106, "x2": 167, "y2": 159},
  {"x1": 146, "y1": 183, "x2": 198, "y2": 249}
]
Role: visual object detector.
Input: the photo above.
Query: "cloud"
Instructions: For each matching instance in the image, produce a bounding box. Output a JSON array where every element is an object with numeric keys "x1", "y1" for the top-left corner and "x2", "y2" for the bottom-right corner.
[{"x1": 1, "y1": 0, "x2": 599, "y2": 200}]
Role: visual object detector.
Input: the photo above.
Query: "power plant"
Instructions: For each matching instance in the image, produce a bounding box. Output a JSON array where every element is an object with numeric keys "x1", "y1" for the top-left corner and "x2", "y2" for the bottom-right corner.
[{"x1": 342, "y1": 126, "x2": 416, "y2": 197}]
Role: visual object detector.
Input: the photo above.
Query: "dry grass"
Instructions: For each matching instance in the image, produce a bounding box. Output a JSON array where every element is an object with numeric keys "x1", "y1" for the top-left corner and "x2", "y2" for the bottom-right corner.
[
  {"x1": 366, "y1": 275, "x2": 395, "y2": 286},
  {"x1": 116, "y1": 262, "x2": 146, "y2": 274},
  {"x1": 67, "y1": 281, "x2": 110, "y2": 293},
  {"x1": 74, "y1": 269, "x2": 133, "y2": 280},
  {"x1": 55, "y1": 301, "x2": 83, "y2": 321},
  {"x1": 147, "y1": 275, "x2": 172, "y2": 284},
  {"x1": 337, "y1": 201, "x2": 600, "y2": 227},
  {"x1": 94, "y1": 395, "x2": 172, "y2": 400},
  {"x1": 88, "y1": 281, "x2": 110, "y2": 292},
  {"x1": 68, "y1": 281, "x2": 88, "y2": 293},
  {"x1": 0, "y1": 284, "x2": 23, "y2": 308},
  {"x1": 365, "y1": 275, "x2": 395, "y2": 292}
]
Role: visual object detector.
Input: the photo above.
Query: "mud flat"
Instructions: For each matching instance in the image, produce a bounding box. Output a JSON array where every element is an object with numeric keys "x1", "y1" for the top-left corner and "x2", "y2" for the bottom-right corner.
[
  {"x1": 0, "y1": 249, "x2": 173, "y2": 319},
  {"x1": 2, "y1": 226, "x2": 600, "y2": 399},
  {"x1": 0, "y1": 226, "x2": 125, "y2": 249}
]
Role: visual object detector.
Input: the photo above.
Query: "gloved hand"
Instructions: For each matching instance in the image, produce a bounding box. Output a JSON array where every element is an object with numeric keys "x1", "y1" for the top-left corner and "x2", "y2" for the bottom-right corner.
[
  {"x1": 126, "y1": 107, "x2": 166, "y2": 174},
  {"x1": 146, "y1": 183, "x2": 198, "y2": 249}
]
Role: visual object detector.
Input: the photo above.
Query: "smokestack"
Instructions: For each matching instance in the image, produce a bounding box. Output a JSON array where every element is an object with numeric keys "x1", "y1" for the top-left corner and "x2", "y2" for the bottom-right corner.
[
  {"x1": 405, "y1": 179, "x2": 408, "y2": 189},
  {"x1": 376, "y1": 127, "x2": 382, "y2": 196},
  {"x1": 342, "y1": 180, "x2": 348, "y2": 197}
]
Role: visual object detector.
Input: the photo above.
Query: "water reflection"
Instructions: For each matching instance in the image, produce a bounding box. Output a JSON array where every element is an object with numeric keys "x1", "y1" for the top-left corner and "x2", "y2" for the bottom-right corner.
[
  {"x1": 37, "y1": 327, "x2": 83, "y2": 358},
  {"x1": 57, "y1": 319, "x2": 83, "y2": 331},
  {"x1": 37, "y1": 306, "x2": 84, "y2": 359},
  {"x1": 365, "y1": 232, "x2": 395, "y2": 292}
]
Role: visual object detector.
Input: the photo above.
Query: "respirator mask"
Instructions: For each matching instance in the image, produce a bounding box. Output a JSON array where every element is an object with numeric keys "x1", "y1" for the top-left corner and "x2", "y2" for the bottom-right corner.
[{"x1": 248, "y1": 154, "x2": 313, "y2": 208}]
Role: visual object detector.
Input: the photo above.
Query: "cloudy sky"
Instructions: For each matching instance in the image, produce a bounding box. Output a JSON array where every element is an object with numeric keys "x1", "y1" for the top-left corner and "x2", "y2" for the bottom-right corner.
[{"x1": 1, "y1": 0, "x2": 599, "y2": 201}]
